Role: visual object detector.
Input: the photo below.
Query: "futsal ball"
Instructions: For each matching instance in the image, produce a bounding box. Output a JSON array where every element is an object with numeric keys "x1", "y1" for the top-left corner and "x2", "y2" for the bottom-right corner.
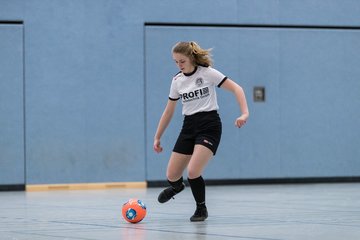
[{"x1": 122, "y1": 198, "x2": 147, "y2": 223}]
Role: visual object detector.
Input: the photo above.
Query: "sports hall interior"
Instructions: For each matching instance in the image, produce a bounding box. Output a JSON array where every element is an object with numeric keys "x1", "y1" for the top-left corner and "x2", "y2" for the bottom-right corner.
[{"x1": 1, "y1": 1, "x2": 359, "y2": 239}]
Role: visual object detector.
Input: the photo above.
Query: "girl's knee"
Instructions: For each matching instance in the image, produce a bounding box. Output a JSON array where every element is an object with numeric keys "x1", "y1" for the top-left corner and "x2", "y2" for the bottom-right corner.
[
  {"x1": 187, "y1": 168, "x2": 201, "y2": 179},
  {"x1": 166, "y1": 169, "x2": 182, "y2": 182}
]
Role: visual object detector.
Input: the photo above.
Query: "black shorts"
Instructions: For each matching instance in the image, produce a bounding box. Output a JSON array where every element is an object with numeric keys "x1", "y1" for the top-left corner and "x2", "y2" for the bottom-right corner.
[{"x1": 173, "y1": 110, "x2": 222, "y2": 155}]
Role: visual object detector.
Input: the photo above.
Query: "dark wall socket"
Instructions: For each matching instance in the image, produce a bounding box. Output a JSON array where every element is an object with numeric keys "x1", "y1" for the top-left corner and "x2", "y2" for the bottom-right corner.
[{"x1": 253, "y1": 86, "x2": 265, "y2": 102}]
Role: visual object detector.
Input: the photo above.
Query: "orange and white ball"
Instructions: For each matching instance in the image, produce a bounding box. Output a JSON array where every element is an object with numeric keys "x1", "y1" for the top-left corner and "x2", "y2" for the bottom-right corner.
[{"x1": 122, "y1": 199, "x2": 147, "y2": 223}]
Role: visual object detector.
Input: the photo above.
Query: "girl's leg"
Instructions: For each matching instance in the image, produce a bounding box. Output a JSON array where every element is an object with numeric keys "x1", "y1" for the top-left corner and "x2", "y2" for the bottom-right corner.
[
  {"x1": 166, "y1": 152, "x2": 191, "y2": 181},
  {"x1": 187, "y1": 144, "x2": 214, "y2": 221},
  {"x1": 158, "y1": 152, "x2": 191, "y2": 203},
  {"x1": 187, "y1": 145, "x2": 213, "y2": 179}
]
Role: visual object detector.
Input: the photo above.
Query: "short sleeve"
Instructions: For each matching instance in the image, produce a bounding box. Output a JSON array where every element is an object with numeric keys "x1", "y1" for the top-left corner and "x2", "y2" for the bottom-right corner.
[
  {"x1": 206, "y1": 67, "x2": 228, "y2": 87},
  {"x1": 169, "y1": 78, "x2": 180, "y2": 101}
]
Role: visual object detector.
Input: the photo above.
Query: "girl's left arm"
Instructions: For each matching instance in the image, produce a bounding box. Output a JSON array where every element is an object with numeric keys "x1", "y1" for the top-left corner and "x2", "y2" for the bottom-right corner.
[{"x1": 220, "y1": 78, "x2": 249, "y2": 128}]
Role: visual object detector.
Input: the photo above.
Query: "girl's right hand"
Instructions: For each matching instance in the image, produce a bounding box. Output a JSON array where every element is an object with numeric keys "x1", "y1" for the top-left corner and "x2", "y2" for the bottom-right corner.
[
  {"x1": 235, "y1": 114, "x2": 248, "y2": 128},
  {"x1": 153, "y1": 139, "x2": 163, "y2": 153}
]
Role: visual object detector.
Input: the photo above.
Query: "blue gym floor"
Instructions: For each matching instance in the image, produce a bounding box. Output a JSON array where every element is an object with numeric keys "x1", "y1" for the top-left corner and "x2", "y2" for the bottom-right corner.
[{"x1": 0, "y1": 183, "x2": 359, "y2": 240}]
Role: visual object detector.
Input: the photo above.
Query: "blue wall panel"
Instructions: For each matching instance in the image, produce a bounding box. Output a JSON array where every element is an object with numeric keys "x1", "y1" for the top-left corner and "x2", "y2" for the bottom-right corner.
[
  {"x1": 22, "y1": 1, "x2": 146, "y2": 184},
  {"x1": 279, "y1": 29, "x2": 360, "y2": 177},
  {"x1": 0, "y1": 0, "x2": 359, "y2": 184},
  {"x1": 145, "y1": 26, "x2": 360, "y2": 180},
  {"x1": 0, "y1": 24, "x2": 24, "y2": 185}
]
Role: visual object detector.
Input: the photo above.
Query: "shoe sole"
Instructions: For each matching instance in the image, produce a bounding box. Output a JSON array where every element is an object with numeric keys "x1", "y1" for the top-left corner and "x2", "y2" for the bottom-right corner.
[{"x1": 190, "y1": 217, "x2": 207, "y2": 222}]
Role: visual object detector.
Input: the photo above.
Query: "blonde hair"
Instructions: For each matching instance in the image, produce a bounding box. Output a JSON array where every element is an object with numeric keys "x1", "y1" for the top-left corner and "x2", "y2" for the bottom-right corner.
[{"x1": 172, "y1": 41, "x2": 213, "y2": 67}]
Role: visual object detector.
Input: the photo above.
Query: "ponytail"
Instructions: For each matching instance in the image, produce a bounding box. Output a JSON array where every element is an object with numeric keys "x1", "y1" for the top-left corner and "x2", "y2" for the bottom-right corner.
[{"x1": 172, "y1": 41, "x2": 213, "y2": 67}]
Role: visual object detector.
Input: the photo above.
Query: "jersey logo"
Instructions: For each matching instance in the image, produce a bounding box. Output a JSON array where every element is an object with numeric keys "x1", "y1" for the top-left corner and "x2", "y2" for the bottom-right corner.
[{"x1": 195, "y1": 78, "x2": 203, "y2": 86}]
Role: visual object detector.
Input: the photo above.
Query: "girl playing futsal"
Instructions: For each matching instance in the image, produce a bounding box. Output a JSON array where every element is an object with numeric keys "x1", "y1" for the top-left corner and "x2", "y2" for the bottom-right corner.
[{"x1": 153, "y1": 41, "x2": 249, "y2": 222}]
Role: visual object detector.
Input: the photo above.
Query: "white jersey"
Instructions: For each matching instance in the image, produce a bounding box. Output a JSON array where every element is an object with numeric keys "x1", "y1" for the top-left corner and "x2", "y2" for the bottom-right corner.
[{"x1": 169, "y1": 66, "x2": 227, "y2": 116}]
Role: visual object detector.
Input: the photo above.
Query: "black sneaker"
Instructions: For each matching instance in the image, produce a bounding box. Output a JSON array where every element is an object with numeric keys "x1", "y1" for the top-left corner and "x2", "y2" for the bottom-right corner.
[
  {"x1": 157, "y1": 183, "x2": 185, "y2": 203},
  {"x1": 190, "y1": 206, "x2": 208, "y2": 222}
]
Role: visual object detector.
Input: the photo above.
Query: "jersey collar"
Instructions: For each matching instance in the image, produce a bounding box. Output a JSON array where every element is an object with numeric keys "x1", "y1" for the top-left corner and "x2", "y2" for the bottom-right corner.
[{"x1": 183, "y1": 66, "x2": 198, "y2": 77}]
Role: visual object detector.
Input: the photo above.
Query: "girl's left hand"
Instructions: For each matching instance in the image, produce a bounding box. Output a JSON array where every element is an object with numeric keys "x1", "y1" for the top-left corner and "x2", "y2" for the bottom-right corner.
[{"x1": 235, "y1": 114, "x2": 248, "y2": 128}]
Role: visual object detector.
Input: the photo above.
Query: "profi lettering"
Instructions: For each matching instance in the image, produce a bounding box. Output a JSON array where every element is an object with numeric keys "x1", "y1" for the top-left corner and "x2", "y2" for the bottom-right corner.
[{"x1": 181, "y1": 87, "x2": 209, "y2": 100}]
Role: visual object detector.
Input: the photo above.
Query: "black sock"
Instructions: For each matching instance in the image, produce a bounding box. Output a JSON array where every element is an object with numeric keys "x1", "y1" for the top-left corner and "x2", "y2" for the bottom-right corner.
[
  {"x1": 168, "y1": 177, "x2": 184, "y2": 192},
  {"x1": 188, "y1": 176, "x2": 206, "y2": 207}
]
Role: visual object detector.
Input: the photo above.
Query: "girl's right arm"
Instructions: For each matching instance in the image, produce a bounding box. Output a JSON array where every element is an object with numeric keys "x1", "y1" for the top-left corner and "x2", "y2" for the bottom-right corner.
[{"x1": 153, "y1": 99, "x2": 178, "y2": 153}]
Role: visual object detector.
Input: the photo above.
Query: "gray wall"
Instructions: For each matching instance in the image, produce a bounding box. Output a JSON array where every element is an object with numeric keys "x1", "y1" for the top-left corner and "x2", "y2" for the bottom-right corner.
[{"x1": 0, "y1": 0, "x2": 359, "y2": 185}]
